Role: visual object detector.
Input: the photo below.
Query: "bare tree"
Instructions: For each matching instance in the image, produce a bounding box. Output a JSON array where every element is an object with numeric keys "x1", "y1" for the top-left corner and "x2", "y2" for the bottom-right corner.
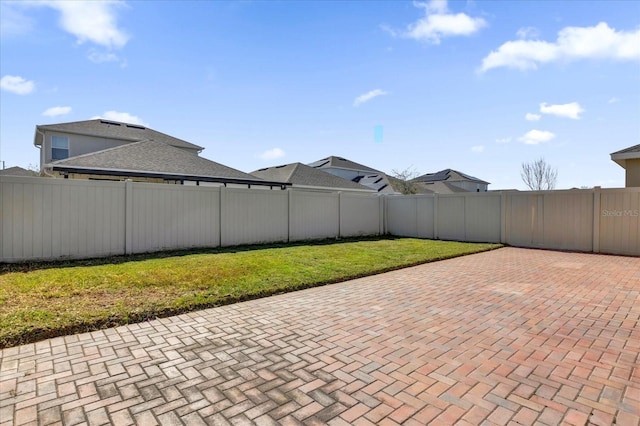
[
  {"x1": 521, "y1": 157, "x2": 558, "y2": 190},
  {"x1": 391, "y1": 166, "x2": 420, "y2": 194}
]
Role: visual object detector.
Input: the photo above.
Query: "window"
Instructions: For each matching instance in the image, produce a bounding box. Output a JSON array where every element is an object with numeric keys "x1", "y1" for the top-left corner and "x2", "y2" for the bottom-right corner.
[{"x1": 51, "y1": 136, "x2": 69, "y2": 160}]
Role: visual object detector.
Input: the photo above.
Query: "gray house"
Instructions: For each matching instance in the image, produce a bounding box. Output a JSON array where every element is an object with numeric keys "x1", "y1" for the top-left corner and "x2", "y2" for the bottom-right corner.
[
  {"x1": 413, "y1": 169, "x2": 490, "y2": 193},
  {"x1": 33, "y1": 119, "x2": 285, "y2": 188},
  {"x1": 251, "y1": 162, "x2": 375, "y2": 193},
  {"x1": 307, "y1": 156, "x2": 396, "y2": 193}
]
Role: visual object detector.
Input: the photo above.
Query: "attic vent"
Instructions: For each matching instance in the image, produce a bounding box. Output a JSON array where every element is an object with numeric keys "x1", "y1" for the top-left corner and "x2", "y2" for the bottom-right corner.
[
  {"x1": 257, "y1": 168, "x2": 268, "y2": 171},
  {"x1": 373, "y1": 177, "x2": 382, "y2": 184},
  {"x1": 126, "y1": 124, "x2": 146, "y2": 130},
  {"x1": 100, "y1": 120, "x2": 121, "y2": 126},
  {"x1": 378, "y1": 184, "x2": 388, "y2": 192},
  {"x1": 275, "y1": 165, "x2": 287, "y2": 168}
]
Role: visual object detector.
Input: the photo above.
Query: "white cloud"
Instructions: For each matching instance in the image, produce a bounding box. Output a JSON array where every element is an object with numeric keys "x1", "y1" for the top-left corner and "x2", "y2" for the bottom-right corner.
[
  {"x1": 608, "y1": 97, "x2": 619, "y2": 104},
  {"x1": 92, "y1": 111, "x2": 149, "y2": 126},
  {"x1": 3, "y1": 1, "x2": 128, "y2": 50},
  {"x1": 45, "y1": 0, "x2": 129, "y2": 49},
  {"x1": 471, "y1": 145, "x2": 485, "y2": 152},
  {"x1": 388, "y1": 0, "x2": 486, "y2": 44},
  {"x1": 539, "y1": 102, "x2": 584, "y2": 119},
  {"x1": 525, "y1": 113, "x2": 541, "y2": 121},
  {"x1": 518, "y1": 129, "x2": 556, "y2": 145},
  {"x1": 516, "y1": 26, "x2": 540, "y2": 40},
  {"x1": 0, "y1": 75, "x2": 35, "y2": 95},
  {"x1": 42, "y1": 106, "x2": 72, "y2": 117},
  {"x1": 496, "y1": 137, "x2": 511, "y2": 144},
  {"x1": 353, "y1": 89, "x2": 388, "y2": 107},
  {"x1": 480, "y1": 22, "x2": 640, "y2": 72},
  {"x1": 259, "y1": 148, "x2": 286, "y2": 161},
  {"x1": 0, "y1": 2, "x2": 34, "y2": 36},
  {"x1": 88, "y1": 50, "x2": 119, "y2": 63}
]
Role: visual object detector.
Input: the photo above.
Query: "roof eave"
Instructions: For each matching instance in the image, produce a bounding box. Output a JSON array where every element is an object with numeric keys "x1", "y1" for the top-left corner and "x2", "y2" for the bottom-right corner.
[
  {"x1": 47, "y1": 165, "x2": 291, "y2": 187},
  {"x1": 611, "y1": 151, "x2": 640, "y2": 168}
]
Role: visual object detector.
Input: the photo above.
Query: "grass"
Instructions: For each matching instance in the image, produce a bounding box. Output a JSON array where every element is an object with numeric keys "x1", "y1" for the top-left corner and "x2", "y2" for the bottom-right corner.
[{"x1": 0, "y1": 237, "x2": 502, "y2": 348}]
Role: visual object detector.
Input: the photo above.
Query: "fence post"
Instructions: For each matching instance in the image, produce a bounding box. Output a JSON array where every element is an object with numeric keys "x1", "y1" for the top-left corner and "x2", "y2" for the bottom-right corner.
[
  {"x1": 288, "y1": 189, "x2": 292, "y2": 242},
  {"x1": 592, "y1": 187, "x2": 601, "y2": 253},
  {"x1": 338, "y1": 192, "x2": 343, "y2": 238},
  {"x1": 500, "y1": 192, "x2": 507, "y2": 244},
  {"x1": 219, "y1": 186, "x2": 224, "y2": 247},
  {"x1": 124, "y1": 179, "x2": 133, "y2": 254},
  {"x1": 433, "y1": 193, "x2": 439, "y2": 240}
]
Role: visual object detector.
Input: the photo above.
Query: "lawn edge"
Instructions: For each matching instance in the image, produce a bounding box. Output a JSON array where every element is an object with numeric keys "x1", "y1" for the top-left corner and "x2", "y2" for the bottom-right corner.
[{"x1": 0, "y1": 243, "x2": 503, "y2": 349}]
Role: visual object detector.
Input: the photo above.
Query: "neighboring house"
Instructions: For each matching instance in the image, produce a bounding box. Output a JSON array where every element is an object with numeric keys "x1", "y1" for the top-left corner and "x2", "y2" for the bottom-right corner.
[
  {"x1": 251, "y1": 162, "x2": 375, "y2": 193},
  {"x1": 611, "y1": 144, "x2": 640, "y2": 187},
  {"x1": 307, "y1": 156, "x2": 396, "y2": 193},
  {"x1": 0, "y1": 166, "x2": 38, "y2": 177},
  {"x1": 412, "y1": 169, "x2": 490, "y2": 193},
  {"x1": 33, "y1": 119, "x2": 285, "y2": 188}
]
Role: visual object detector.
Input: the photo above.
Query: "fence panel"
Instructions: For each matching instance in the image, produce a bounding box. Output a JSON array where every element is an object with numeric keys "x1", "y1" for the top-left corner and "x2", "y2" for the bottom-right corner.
[
  {"x1": 289, "y1": 191, "x2": 339, "y2": 241},
  {"x1": 599, "y1": 188, "x2": 640, "y2": 255},
  {"x1": 416, "y1": 196, "x2": 435, "y2": 239},
  {"x1": 0, "y1": 176, "x2": 125, "y2": 261},
  {"x1": 504, "y1": 192, "x2": 544, "y2": 247},
  {"x1": 340, "y1": 193, "x2": 382, "y2": 237},
  {"x1": 437, "y1": 195, "x2": 466, "y2": 241},
  {"x1": 221, "y1": 188, "x2": 288, "y2": 246},
  {"x1": 386, "y1": 196, "x2": 418, "y2": 237},
  {"x1": 130, "y1": 183, "x2": 220, "y2": 253},
  {"x1": 464, "y1": 194, "x2": 502, "y2": 243},
  {"x1": 541, "y1": 191, "x2": 594, "y2": 251}
]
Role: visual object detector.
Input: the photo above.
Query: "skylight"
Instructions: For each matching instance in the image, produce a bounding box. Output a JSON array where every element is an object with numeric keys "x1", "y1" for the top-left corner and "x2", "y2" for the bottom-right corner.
[{"x1": 100, "y1": 120, "x2": 121, "y2": 126}]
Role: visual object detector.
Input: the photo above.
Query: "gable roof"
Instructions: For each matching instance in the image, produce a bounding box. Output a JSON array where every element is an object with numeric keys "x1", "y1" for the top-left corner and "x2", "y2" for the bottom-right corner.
[
  {"x1": 308, "y1": 156, "x2": 381, "y2": 173},
  {"x1": 413, "y1": 169, "x2": 489, "y2": 185},
  {"x1": 35, "y1": 119, "x2": 203, "y2": 151},
  {"x1": 251, "y1": 163, "x2": 374, "y2": 191},
  {"x1": 0, "y1": 166, "x2": 37, "y2": 177},
  {"x1": 48, "y1": 140, "x2": 275, "y2": 185},
  {"x1": 611, "y1": 144, "x2": 640, "y2": 168}
]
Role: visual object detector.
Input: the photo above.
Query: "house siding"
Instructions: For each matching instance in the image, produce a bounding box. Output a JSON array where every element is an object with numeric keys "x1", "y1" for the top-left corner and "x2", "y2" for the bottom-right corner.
[
  {"x1": 42, "y1": 132, "x2": 132, "y2": 164},
  {"x1": 625, "y1": 158, "x2": 640, "y2": 187}
]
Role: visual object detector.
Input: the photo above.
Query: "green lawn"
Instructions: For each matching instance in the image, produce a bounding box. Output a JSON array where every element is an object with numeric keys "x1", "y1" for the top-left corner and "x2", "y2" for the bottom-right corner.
[{"x1": 0, "y1": 238, "x2": 502, "y2": 348}]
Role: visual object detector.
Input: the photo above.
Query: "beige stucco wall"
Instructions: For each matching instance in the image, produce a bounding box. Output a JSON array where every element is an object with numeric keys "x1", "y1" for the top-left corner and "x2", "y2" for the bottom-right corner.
[{"x1": 625, "y1": 158, "x2": 640, "y2": 187}]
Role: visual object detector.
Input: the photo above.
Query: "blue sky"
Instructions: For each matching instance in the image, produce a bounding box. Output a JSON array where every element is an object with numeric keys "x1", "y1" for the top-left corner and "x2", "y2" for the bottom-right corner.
[{"x1": 1, "y1": 0, "x2": 639, "y2": 189}]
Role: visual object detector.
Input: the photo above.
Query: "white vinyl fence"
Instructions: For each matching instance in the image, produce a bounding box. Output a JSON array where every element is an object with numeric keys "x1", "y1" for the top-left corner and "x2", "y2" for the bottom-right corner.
[
  {"x1": 1, "y1": 176, "x2": 638, "y2": 262},
  {"x1": 0, "y1": 177, "x2": 384, "y2": 262},
  {"x1": 385, "y1": 188, "x2": 640, "y2": 256}
]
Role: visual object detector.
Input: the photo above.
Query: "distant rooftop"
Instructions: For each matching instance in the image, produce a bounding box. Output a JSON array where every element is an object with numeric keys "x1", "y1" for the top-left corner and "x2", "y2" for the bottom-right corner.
[
  {"x1": 36, "y1": 119, "x2": 203, "y2": 152},
  {"x1": 413, "y1": 169, "x2": 489, "y2": 185},
  {"x1": 308, "y1": 156, "x2": 381, "y2": 173},
  {"x1": 49, "y1": 140, "x2": 268, "y2": 184},
  {"x1": 251, "y1": 162, "x2": 373, "y2": 191}
]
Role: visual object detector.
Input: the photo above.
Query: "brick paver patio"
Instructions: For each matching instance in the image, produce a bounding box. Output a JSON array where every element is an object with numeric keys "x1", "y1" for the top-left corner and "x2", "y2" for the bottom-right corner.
[{"x1": 1, "y1": 247, "x2": 639, "y2": 425}]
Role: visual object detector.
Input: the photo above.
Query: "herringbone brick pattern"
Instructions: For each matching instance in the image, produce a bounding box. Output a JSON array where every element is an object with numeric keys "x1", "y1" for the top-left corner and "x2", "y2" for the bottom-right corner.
[{"x1": 1, "y1": 247, "x2": 639, "y2": 425}]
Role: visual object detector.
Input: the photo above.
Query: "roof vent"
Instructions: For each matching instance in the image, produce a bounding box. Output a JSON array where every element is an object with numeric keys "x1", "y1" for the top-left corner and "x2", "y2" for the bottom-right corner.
[
  {"x1": 126, "y1": 124, "x2": 146, "y2": 130},
  {"x1": 99, "y1": 120, "x2": 121, "y2": 126},
  {"x1": 275, "y1": 165, "x2": 287, "y2": 168}
]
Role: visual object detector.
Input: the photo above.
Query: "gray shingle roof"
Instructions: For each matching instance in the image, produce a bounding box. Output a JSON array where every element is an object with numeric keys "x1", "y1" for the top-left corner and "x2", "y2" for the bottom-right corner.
[
  {"x1": 414, "y1": 169, "x2": 489, "y2": 185},
  {"x1": 308, "y1": 156, "x2": 381, "y2": 173},
  {"x1": 251, "y1": 163, "x2": 374, "y2": 191},
  {"x1": 49, "y1": 140, "x2": 263, "y2": 181},
  {"x1": 611, "y1": 144, "x2": 640, "y2": 155},
  {"x1": 0, "y1": 166, "x2": 37, "y2": 177},
  {"x1": 37, "y1": 119, "x2": 203, "y2": 151}
]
